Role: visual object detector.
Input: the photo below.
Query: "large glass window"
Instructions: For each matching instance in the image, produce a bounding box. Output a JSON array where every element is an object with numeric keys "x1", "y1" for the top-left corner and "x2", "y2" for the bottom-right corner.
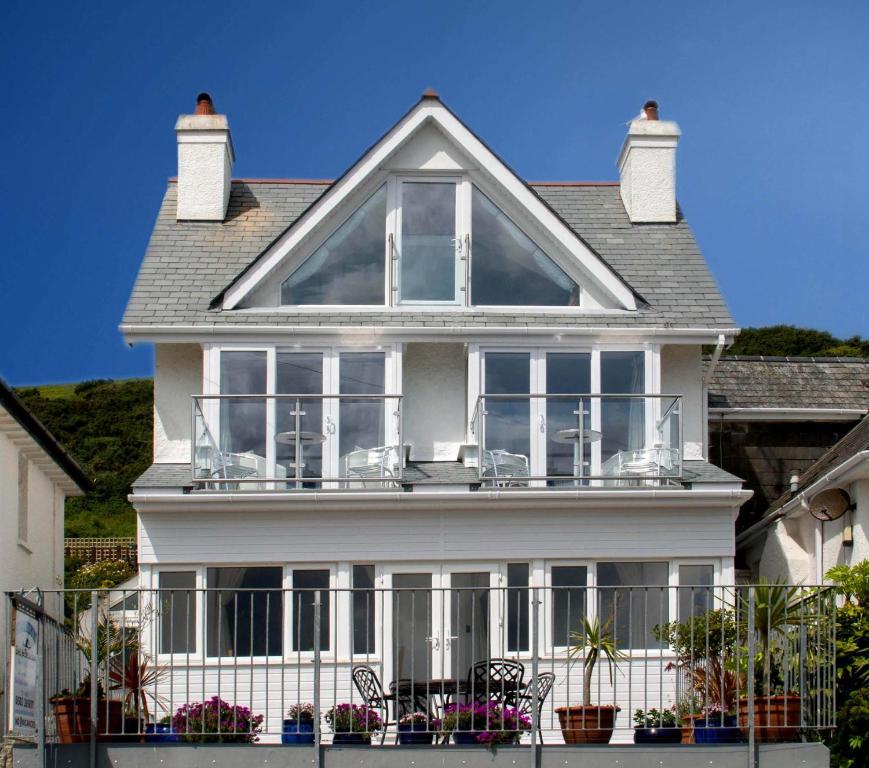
[
  {"x1": 506, "y1": 563, "x2": 529, "y2": 652},
  {"x1": 292, "y1": 569, "x2": 330, "y2": 652},
  {"x1": 551, "y1": 566, "x2": 587, "y2": 646},
  {"x1": 400, "y1": 181, "x2": 457, "y2": 302},
  {"x1": 482, "y1": 353, "x2": 531, "y2": 474},
  {"x1": 159, "y1": 572, "x2": 196, "y2": 655},
  {"x1": 276, "y1": 352, "x2": 324, "y2": 483},
  {"x1": 353, "y1": 565, "x2": 375, "y2": 655},
  {"x1": 281, "y1": 185, "x2": 386, "y2": 305},
  {"x1": 679, "y1": 564, "x2": 714, "y2": 620},
  {"x1": 206, "y1": 567, "x2": 283, "y2": 657},
  {"x1": 472, "y1": 187, "x2": 579, "y2": 306},
  {"x1": 546, "y1": 353, "x2": 592, "y2": 480},
  {"x1": 220, "y1": 351, "x2": 267, "y2": 461},
  {"x1": 339, "y1": 352, "x2": 386, "y2": 458},
  {"x1": 600, "y1": 352, "x2": 645, "y2": 462},
  {"x1": 597, "y1": 562, "x2": 668, "y2": 649}
]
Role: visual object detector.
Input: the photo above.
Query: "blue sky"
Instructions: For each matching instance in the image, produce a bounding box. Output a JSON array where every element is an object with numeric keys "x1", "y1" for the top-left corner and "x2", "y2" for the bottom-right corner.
[{"x1": 1, "y1": 0, "x2": 866, "y2": 385}]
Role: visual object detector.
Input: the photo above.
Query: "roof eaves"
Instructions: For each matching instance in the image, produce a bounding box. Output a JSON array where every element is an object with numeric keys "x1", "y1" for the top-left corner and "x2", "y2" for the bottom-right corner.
[{"x1": 0, "y1": 379, "x2": 91, "y2": 493}]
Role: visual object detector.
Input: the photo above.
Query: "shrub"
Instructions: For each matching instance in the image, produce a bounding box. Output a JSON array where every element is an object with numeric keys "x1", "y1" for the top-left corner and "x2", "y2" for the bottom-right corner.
[
  {"x1": 171, "y1": 697, "x2": 263, "y2": 743},
  {"x1": 437, "y1": 702, "x2": 531, "y2": 745},
  {"x1": 325, "y1": 704, "x2": 383, "y2": 740},
  {"x1": 633, "y1": 707, "x2": 677, "y2": 728}
]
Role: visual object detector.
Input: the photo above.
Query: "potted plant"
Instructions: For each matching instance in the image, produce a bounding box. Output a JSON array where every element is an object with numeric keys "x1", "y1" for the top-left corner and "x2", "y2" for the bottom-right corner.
[
  {"x1": 325, "y1": 704, "x2": 382, "y2": 744},
  {"x1": 51, "y1": 613, "x2": 137, "y2": 743},
  {"x1": 145, "y1": 715, "x2": 180, "y2": 743},
  {"x1": 633, "y1": 707, "x2": 682, "y2": 744},
  {"x1": 171, "y1": 697, "x2": 264, "y2": 742},
  {"x1": 108, "y1": 651, "x2": 168, "y2": 741},
  {"x1": 693, "y1": 704, "x2": 741, "y2": 744},
  {"x1": 397, "y1": 712, "x2": 433, "y2": 745},
  {"x1": 282, "y1": 703, "x2": 317, "y2": 745},
  {"x1": 736, "y1": 582, "x2": 804, "y2": 743},
  {"x1": 555, "y1": 616, "x2": 625, "y2": 744},
  {"x1": 437, "y1": 702, "x2": 531, "y2": 745}
]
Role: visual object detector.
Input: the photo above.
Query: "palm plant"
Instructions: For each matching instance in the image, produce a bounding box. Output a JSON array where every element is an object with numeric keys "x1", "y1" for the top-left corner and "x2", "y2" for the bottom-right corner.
[
  {"x1": 108, "y1": 651, "x2": 169, "y2": 722},
  {"x1": 568, "y1": 616, "x2": 626, "y2": 707},
  {"x1": 739, "y1": 581, "x2": 800, "y2": 694}
]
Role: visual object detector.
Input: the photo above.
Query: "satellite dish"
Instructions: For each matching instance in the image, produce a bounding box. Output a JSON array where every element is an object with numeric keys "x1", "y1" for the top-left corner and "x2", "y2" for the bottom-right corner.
[{"x1": 809, "y1": 488, "x2": 852, "y2": 522}]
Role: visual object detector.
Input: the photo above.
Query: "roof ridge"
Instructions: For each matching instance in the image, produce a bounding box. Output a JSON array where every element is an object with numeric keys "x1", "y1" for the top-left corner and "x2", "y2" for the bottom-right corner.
[
  {"x1": 167, "y1": 177, "x2": 621, "y2": 187},
  {"x1": 708, "y1": 355, "x2": 869, "y2": 364}
]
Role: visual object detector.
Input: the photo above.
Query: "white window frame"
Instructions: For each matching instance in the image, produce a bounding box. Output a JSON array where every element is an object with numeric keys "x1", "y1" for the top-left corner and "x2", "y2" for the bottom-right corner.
[
  {"x1": 394, "y1": 175, "x2": 467, "y2": 306},
  {"x1": 152, "y1": 566, "x2": 205, "y2": 664},
  {"x1": 499, "y1": 561, "x2": 533, "y2": 659},
  {"x1": 286, "y1": 564, "x2": 336, "y2": 661},
  {"x1": 544, "y1": 560, "x2": 593, "y2": 654}
]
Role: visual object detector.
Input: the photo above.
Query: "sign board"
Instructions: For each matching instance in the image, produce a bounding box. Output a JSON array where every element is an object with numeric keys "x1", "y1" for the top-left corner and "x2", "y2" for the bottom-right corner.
[{"x1": 11, "y1": 607, "x2": 40, "y2": 736}]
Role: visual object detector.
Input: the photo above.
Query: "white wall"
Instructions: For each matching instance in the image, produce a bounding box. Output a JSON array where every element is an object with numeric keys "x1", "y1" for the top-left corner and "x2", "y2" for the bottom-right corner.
[
  {"x1": 403, "y1": 343, "x2": 467, "y2": 461},
  {"x1": 154, "y1": 343, "x2": 203, "y2": 463},
  {"x1": 138, "y1": 504, "x2": 735, "y2": 564},
  {"x1": 660, "y1": 345, "x2": 704, "y2": 460}
]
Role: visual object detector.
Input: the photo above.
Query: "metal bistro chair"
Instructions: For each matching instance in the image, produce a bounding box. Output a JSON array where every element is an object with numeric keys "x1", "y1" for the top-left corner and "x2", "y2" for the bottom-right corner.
[
  {"x1": 340, "y1": 445, "x2": 401, "y2": 488},
  {"x1": 517, "y1": 672, "x2": 555, "y2": 743},
  {"x1": 481, "y1": 450, "x2": 530, "y2": 487},
  {"x1": 351, "y1": 665, "x2": 400, "y2": 744},
  {"x1": 467, "y1": 659, "x2": 525, "y2": 707}
]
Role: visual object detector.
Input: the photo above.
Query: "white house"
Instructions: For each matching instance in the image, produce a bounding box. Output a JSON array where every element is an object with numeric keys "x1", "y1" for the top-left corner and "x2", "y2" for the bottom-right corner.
[
  {"x1": 120, "y1": 92, "x2": 754, "y2": 741},
  {"x1": 0, "y1": 379, "x2": 89, "y2": 734}
]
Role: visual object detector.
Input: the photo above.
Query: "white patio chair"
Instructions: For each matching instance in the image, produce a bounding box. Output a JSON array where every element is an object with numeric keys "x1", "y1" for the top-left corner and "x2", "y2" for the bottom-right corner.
[
  {"x1": 601, "y1": 447, "x2": 678, "y2": 487},
  {"x1": 481, "y1": 449, "x2": 530, "y2": 487},
  {"x1": 340, "y1": 445, "x2": 401, "y2": 487}
]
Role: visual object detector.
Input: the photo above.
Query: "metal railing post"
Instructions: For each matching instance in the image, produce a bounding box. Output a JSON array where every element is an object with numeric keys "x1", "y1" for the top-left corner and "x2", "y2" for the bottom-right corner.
[
  {"x1": 747, "y1": 588, "x2": 756, "y2": 768},
  {"x1": 89, "y1": 590, "x2": 98, "y2": 768},
  {"x1": 530, "y1": 587, "x2": 540, "y2": 768},
  {"x1": 313, "y1": 591, "x2": 322, "y2": 767}
]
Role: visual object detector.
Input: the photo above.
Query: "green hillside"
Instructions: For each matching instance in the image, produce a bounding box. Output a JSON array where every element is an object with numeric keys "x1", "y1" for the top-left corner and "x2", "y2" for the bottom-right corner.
[{"x1": 15, "y1": 379, "x2": 152, "y2": 538}]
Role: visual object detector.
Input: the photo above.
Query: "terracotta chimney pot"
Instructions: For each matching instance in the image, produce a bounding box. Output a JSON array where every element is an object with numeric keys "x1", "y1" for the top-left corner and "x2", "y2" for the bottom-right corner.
[
  {"x1": 195, "y1": 92, "x2": 216, "y2": 116},
  {"x1": 643, "y1": 100, "x2": 659, "y2": 121}
]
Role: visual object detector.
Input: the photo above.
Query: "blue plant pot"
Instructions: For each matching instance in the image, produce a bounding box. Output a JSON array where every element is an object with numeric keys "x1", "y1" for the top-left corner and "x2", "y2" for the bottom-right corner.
[
  {"x1": 282, "y1": 719, "x2": 315, "y2": 745},
  {"x1": 398, "y1": 723, "x2": 434, "y2": 745},
  {"x1": 694, "y1": 716, "x2": 742, "y2": 744},
  {"x1": 332, "y1": 732, "x2": 371, "y2": 745},
  {"x1": 452, "y1": 731, "x2": 480, "y2": 745},
  {"x1": 145, "y1": 723, "x2": 180, "y2": 743},
  {"x1": 633, "y1": 727, "x2": 682, "y2": 744}
]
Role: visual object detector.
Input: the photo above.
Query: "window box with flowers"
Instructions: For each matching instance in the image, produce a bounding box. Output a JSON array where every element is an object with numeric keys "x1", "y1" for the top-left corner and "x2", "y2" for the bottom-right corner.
[
  {"x1": 437, "y1": 702, "x2": 531, "y2": 746},
  {"x1": 397, "y1": 711, "x2": 434, "y2": 745},
  {"x1": 325, "y1": 704, "x2": 383, "y2": 744}
]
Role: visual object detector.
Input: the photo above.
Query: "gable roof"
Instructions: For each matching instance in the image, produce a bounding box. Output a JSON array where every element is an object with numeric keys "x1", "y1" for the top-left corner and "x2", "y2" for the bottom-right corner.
[
  {"x1": 122, "y1": 180, "x2": 734, "y2": 336},
  {"x1": 217, "y1": 94, "x2": 639, "y2": 313},
  {"x1": 707, "y1": 356, "x2": 869, "y2": 411},
  {"x1": 0, "y1": 378, "x2": 90, "y2": 494},
  {"x1": 767, "y1": 414, "x2": 869, "y2": 514}
]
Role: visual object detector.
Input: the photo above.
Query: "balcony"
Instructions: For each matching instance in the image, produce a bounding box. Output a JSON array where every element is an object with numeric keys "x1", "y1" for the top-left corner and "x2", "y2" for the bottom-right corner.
[
  {"x1": 9, "y1": 584, "x2": 834, "y2": 767},
  {"x1": 191, "y1": 394, "x2": 683, "y2": 491}
]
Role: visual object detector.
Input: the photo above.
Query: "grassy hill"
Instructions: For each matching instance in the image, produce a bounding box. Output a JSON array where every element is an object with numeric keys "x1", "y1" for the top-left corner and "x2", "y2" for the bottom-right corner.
[{"x1": 15, "y1": 379, "x2": 152, "y2": 538}]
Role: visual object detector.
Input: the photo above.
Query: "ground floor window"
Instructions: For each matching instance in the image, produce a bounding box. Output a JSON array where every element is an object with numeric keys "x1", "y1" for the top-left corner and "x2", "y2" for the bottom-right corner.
[
  {"x1": 678, "y1": 563, "x2": 715, "y2": 620},
  {"x1": 597, "y1": 561, "x2": 669, "y2": 649},
  {"x1": 506, "y1": 563, "x2": 529, "y2": 652},
  {"x1": 292, "y1": 569, "x2": 331, "y2": 652},
  {"x1": 159, "y1": 571, "x2": 196, "y2": 655},
  {"x1": 551, "y1": 565, "x2": 587, "y2": 647},
  {"x1": 353, "y1": 564, "x2": 376, "y2": 655},
  {"x1": 206, "y1": 566, "x2": 283, "y2": 657}
]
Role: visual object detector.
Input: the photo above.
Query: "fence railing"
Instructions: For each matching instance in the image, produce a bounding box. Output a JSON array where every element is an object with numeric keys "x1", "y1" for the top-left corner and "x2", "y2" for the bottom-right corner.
[
  {"x1": 471, "y1": 394, "x2": 682, "y2": 487},
  {"x1": 64, "y1": 538, "x2": 137, "y2": 566},
  {"x1": 192, "y1": 394, "x2": 404, "y2": 489},
  {"x1": 7, "y1": 584, "x2": 835, "y2": 747}
]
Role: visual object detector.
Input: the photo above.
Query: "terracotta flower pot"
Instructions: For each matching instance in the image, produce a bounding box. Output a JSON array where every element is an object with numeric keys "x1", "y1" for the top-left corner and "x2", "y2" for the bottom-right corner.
[
  {"x1": 555, "y1": 705, "x2": 619, "y2": 744},
  {"x1": 738, "y1": 695, "x2": 802, "y2": 743},
  {"x1": 50, "y1": 697, "x2": 124, "y2": 743}
]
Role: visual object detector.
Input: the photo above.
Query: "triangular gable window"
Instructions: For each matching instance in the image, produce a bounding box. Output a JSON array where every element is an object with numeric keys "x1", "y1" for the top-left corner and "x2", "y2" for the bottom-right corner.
[
  {"x1": 281, "y1": 185, "x2": 386, "y2": 305},
  {"x1": 471, "y1": 186, "x2": 579, "y2": 306}
]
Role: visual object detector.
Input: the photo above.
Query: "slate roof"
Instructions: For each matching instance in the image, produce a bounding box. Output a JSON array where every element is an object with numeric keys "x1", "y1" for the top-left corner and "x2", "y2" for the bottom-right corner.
[
  {"x1": 132, "y1": 459, "x2": 738, "y2": 489},
  {"x1": 707, "y1": 356, "x2": 869, "y2": 411},
  {"x1": 122, "y1": 181, "x2": 734, "y2": 332},
  {"x1": 767, "y1": 414, "x2": 869, "y2": 513}
]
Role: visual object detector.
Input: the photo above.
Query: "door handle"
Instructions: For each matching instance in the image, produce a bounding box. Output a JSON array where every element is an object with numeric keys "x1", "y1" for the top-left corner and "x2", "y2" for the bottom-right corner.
[
  {"x1": 425, "y1": 635, "x2": 440, "y2": 651},
  {"x1": 444, "y1": 635, "x2": 459, "y2": 651}
]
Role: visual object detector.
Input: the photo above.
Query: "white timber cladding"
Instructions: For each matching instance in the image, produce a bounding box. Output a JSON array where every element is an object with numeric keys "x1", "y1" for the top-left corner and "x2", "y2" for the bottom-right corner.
[
  {"x1": 225, "y1": 100, "x2": 636, "y2": 311},
  {"x1": 137, "y1": 506, "x2": 735, "y2": 564},
  {"x1": 154, "y1": 343, "x2": 202, "y2": 462}
]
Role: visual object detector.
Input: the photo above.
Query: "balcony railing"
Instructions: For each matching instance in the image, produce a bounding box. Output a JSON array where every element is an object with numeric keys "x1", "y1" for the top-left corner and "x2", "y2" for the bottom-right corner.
[
  {"x1": 472, "y1": 394, "x2": 683, "y2": 487},
  {"x1": 192, "y1": 395, "x2": 404, "y2": 488},
  {"x1": 10, "y1": 584, "x2": 835, "y2": 746}
]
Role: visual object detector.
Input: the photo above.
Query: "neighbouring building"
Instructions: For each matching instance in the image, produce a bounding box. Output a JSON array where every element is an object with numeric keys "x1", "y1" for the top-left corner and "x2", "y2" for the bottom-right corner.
[
  {"x1": 120, "y1": 92, "x2": 755, "y2": 741},
  {"x1": 0, "y1": 378, "x2": 89, "y2": 733}
]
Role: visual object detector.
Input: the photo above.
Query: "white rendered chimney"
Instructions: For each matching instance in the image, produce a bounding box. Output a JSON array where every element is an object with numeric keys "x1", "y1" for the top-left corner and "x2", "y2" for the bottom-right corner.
[
  {"x1": 617, "y1": 100, "x2": 680, "y2": 223},
  {"x1": 175, "y1": 93, "x2": 234, "y2": 221}
]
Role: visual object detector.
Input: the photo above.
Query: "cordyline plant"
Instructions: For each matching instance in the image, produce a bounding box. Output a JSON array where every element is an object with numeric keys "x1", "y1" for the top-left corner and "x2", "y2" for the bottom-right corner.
[
  {"x1": 172, "y1": 697, "x2": 264, "y2": 743},
  {"x1": 437, "y1": 702, "x2": 531, "y2": 745},
  {"x1": 108, "y1": 651, "x2": 169, "y2": 721},
  {"x1": 568, "y1": 616, "x2": 626, "y2": 707}
]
